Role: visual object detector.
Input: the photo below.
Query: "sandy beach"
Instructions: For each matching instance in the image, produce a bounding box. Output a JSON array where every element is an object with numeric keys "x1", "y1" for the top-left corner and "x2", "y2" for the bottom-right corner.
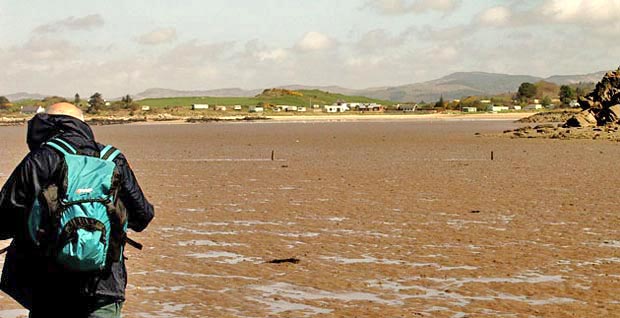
[
  {"x1": 265, "y1": 112, "x2": 537, "y2": 122},
  {"x1": 0, "y1": 119, "x2": 618, "y2": 317}
]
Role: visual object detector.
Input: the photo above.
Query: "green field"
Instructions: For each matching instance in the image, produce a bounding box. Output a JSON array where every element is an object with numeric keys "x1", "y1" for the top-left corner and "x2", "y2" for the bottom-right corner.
[{"x1": 136, "y1": 89, "x2": 396, "y2": 108}]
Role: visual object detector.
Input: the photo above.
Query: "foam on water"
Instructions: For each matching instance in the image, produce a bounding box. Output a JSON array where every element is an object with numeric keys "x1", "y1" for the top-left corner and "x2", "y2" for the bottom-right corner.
[
  {"x1": 177, "y1": 239, "x2": 246, "y2": 247},
  {"x1": 178, "y1": 208, "x2": 205, "y2": 212},
  {"x1": 275, "y1": 232, "x2": 320, "y2": 238},
  {"x1": 366, "y1": 272, "x2": 574, "y2": 309},
  {"x1": 131, "y1": 269, "x2": 260, "y2": 280},
  {"x1": 186, "y1": 251, "x2": 262, "y2": 264},
  {"x1": 198, "y1": 222, "x2": 229, "y2": 226},
  {"x1": 326, "y1": 217, "x2": 347, "y2": 222},
  {"x1": 137, "y1": 302, "x2": 190, "y2": 318},
  {"x1": 251, "y1": 282, "x2": 400, "y2": 305},
  {"x1": 600, "y1": 240, "x2": 620, "y2": 248},
  {"x1": 247, "y1": 297, "x2": 332, "y2": 316},
  {"x1": 160, "y1": 227, "x2": 238, "y2": 235},
  {"x1": 576, "y1": 257, "x2": 620, "y2": 266},
  {"x1": 321, "y1": 255, "x2": 478, "y2": 271},
  {"x1": 233, "y1": 220, "x2": 281, "y2": 226}
]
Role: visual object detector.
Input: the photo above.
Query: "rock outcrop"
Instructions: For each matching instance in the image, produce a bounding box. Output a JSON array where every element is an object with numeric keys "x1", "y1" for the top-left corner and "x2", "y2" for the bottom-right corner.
[{"x1": 565, "y1": 67, "x2": 620, "y2": 127}]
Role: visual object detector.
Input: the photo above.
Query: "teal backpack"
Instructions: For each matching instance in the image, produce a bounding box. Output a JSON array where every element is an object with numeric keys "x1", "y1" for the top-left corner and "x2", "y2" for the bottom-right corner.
[{"x1": 28, "y1": 137, "x2": 128, "y2": 272}]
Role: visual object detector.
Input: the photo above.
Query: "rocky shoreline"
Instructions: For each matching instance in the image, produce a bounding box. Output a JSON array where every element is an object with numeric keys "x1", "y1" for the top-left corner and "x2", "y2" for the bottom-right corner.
[
  {"x1": 505, "y1": 68, "x2": 620, "y2": 141},
  {"x1": 504, "y1": 123, "x2": 620, "y2": 141}
]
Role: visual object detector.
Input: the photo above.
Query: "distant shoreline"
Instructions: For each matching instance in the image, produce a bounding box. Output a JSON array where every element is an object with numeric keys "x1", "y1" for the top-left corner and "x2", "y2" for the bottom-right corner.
[
  {"x1": 0, "y1": 112, "x2": 536, "y2": 127},
  {"x1": 264, "y1": 112, "x2": 536, "y2": 122}
]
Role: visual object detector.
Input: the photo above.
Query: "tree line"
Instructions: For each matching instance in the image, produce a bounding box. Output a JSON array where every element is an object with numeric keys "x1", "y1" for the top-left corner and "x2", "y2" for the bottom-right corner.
[
  {"x1": 0, "y1": 93, "x2": 139, "y2": 114},
  {"x1": 423, "y1": 81, "x2": 593, "y2": 111}
]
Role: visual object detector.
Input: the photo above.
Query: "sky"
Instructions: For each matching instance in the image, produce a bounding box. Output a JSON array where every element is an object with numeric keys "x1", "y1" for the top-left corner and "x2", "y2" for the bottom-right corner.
[{"x1": 1, "y1": 0, "x2": 619, "y2": 97}]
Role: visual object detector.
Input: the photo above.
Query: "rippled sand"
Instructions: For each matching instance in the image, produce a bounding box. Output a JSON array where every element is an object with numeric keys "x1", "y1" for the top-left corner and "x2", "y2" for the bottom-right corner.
[{"x1": 0, "y1": 120, "x2": 619, "y2": 317}]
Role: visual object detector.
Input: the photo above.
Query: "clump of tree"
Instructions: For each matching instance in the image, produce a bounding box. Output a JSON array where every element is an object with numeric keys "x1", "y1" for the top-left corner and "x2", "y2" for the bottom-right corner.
[
  {"x1": 458, "y1": 96, "x2": 483, "y2": 110},
  {"x1": 88, "y1": 92, "x2": 105, "y2": 114},
  {"x1": 121, "y1": 94, "x2": 140, "y2": 111},
  {"x1": 0, "y1": 96, "x2": 10, "y2": 108},
  {"x1": 491, "y1": 95, "x2": 513, "y2": 106},
  {"x1": 445, "y1": 100, "x2": 461, "y2": 110},
  {"x1": 541, "y1": 96, "x2": 552, "y2": 107},
  {"x1": 434, "y1": 95, "x2": 445, "y2": 110},
  {"x1": 517, "y1": 82, "x2": 537, "y2": 102},
  {"x1": 559, "y1": 85, "x2": 575, "y2": 106},
  {"x1": 107, "y1": 94, "x2": 140, "y2": 111},
  {"x1": 572, "y1": 82, "x2": 595, "y2": 99},
  {"x1": 534, "y1": 81, "x2": 560, "y2": 99}
]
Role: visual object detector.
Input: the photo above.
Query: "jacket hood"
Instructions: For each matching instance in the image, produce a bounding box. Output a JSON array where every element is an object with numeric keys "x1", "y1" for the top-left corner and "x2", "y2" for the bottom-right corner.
[{"x1": 27, "y1": 113, "x2": 96, "y2": 152}]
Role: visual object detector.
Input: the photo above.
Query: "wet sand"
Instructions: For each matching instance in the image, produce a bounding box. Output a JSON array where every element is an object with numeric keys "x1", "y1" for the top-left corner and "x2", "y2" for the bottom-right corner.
[{"x1": 0, "y1": 120, "x2": 619, "y2": 317}]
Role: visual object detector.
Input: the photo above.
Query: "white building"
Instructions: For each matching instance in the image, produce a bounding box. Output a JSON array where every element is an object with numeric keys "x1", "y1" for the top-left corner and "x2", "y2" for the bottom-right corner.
[
  {"x1": 192, "y1": 104, "x2": 209, "y2": 110},
  {"x1": 525, "y1": 104, "x2": 543, "y2": 110},
  {"x1": 490, "y1": 105, "x2": 510, "y2": 112},
  {"x1": 277, "y1": 105, "x2": 298, "y2": 112},
  {"x1": 462, "y1": 107, "x2": 477, "y2": 113},
  {"x1": 21, "y1": 105, "x2": 45, "y2": 114},
  {"x1": 141, "y1": 106, "x2": 151, "y2": 111},
  {"x1": 249, "y1": 105, "x2": 264, "y2": 112},
  {"x1": 233, "y1": 105, "x2": 242, "y2": 111},
  {"x1": 397, "y1": 104, "x2": 417, "y2": 112},
  {"x1": 357, "y1": 103, "x2": 384, "y2": 112},
  {"x1": 324, "y1": 104, "x2": 349, "y2": 113},
  {"x1": 215, "y1": 106, "x2": 227, "y2": 111}
]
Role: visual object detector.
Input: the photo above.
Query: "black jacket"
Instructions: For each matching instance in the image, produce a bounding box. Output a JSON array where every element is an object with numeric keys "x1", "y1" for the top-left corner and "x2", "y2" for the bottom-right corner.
[{"x1": 0, "y1": 114, "x2": 154, "y2": 310}]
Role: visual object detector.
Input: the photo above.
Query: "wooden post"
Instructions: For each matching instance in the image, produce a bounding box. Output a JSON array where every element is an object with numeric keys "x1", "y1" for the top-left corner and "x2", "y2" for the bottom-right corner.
[
  {"x1": 491, "y1": 151, "x2": 494, "y2": 161},
  {"x1": 271, "y1": 150, "x2": 275, "y2": 161}
]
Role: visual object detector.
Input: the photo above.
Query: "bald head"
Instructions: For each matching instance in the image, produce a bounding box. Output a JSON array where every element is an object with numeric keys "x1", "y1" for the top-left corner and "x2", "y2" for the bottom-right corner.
[{"x1": 46, "y1": 102, "x2": 84, "y2": 121}]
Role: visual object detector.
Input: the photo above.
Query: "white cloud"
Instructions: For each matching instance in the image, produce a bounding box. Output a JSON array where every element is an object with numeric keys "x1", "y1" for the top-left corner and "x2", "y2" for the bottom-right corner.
[
  {"x1": 296, "y1": 32, "x2": 334, "y2": 51},
  {"x1": 417, "y1": 24, "x2": 473, "y2": 42},
  {"x1": 368, "y1": 0, "x2": 461, "y2": 15},
  {"x1": 33, "y1": 14, "x2": 104, "y2": 33},
  {"x1": 476, "y1": 6, "x2": 511, "y2": 27},
  {"x1": 354, "y1": 29, "x2": 409, "y2": 52},
  {"x1": 256, "y1": 48, "x2": 288, "y2": 61},
  {"x1": 136, "y1": 27, "x2": 177, "y2": 45},
  {"x1": 539, "y1": 0, "x2": 620, "y2": 24},
  {"x1": 3, "y1": 1, "x2": 620, "y2": 98},
  {"x1": 158, "y1": 40, "x2": 232, "y2": 69}
]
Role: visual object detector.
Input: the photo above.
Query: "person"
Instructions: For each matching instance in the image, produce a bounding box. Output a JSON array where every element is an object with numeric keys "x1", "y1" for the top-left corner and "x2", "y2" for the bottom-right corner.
[{"x1": 0, "y1": 102, "x2": 154, "y2": 317}]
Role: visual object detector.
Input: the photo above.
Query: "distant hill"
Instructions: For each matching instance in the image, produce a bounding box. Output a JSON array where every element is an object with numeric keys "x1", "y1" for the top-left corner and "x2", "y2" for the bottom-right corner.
[
  {"x1": 137, "y1": 89, "x2": 394, "y2": 108},
  {"x1": 544, "y1": 71, "x2": 607, "y2": 85},
  {"x1": 133, "y1": 87, "x2": 262, "y2": 100},
  {"x1": 4, "y1": 92, "x2": 48, "y2": 102},
  {"x1": 277, "y1": 85, "x2": 360, "y2": 96},
  {"x1": 353, "y1": 72, "x2": 542, "y2": 102},
  {"x1": 275, "y1": 71, "x2": 607, "y2": 102},
  {"x1": 2, "y1": 70, "x2": 609, "y2": 103}
]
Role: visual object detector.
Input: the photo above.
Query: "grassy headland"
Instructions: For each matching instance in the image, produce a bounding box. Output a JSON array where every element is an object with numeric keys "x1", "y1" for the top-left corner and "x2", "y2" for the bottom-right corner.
[{"x1": 136, "y1": 89, "x2": 395, "y2": 108}]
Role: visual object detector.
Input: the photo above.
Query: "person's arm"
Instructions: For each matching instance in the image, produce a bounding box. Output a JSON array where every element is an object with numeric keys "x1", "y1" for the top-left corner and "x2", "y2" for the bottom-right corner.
[
  {"x1": 0, "y1": 149, "x2": 56, "y2": 240},
  {"x1": 114, "y1": 154, "x2": 154, "y2": 232}
]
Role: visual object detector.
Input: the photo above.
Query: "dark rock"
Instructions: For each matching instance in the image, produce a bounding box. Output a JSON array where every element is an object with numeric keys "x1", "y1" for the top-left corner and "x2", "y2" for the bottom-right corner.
[{"x1": 267, "y1": 258, "x2": 300, "y2": 264}]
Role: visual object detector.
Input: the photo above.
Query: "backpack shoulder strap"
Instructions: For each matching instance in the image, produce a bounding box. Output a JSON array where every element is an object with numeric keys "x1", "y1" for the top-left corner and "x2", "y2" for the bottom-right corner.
[
  {"x1": 45, "y1": 137, "x2": 77, "y2": 156},
  {"x1": 100, "y1": 145, "x2": 121, "y2": 162}
]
